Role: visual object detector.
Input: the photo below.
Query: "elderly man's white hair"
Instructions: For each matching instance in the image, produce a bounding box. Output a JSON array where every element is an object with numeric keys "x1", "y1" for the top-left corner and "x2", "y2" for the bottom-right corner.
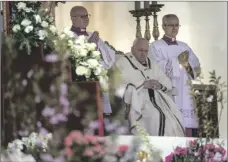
[
  {"x1": 162, "y1": 14, "x2": 179, "y2": 25},
  {"x1": 132, "y1": 38, "x2": 149, "y2": 47}
]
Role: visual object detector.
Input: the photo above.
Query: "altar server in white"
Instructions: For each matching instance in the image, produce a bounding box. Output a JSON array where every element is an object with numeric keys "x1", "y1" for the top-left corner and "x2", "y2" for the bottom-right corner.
[
  {"x1": 114, "y1": 38, "x2": 185, "y2": 136},
  {"x1": 70, "y1": 6, "x2": 115, "y2": 114},
  {"x1": 149, "y1": 14, "x2": 201, "y2": 133}
]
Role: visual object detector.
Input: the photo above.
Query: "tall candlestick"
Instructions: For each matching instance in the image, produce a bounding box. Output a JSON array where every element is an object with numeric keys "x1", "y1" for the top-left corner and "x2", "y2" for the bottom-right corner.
[
  {"x1": 144, "y1": 1, "x2": 150, "y2": 9},
  {"x1": 134, "y1": 1, "x2": 140, "y2": 10}
]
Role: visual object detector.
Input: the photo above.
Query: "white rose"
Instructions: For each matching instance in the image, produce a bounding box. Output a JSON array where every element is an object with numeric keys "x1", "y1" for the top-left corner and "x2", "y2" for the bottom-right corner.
[
  {"x1": 77, "y1": 48, "x2": 88, "y2": 57},
  {"x1": 207, "y1": 95, "x2": 213, "y2": 102},
  {"x1": 87, "y1": 59, "x2": 99, "y2": 68},
  {"x1": 92, "y1": 51, "x2": 101, "y2": 58},
  {"x1": 24, "y1": 8, "x2": 33, "y2": 13},
  {"x1": 41, "y1": 21, "x2": 49, "y2": 28},
  {"x1": 49, "y1": 25, "x2": 57, "y2": 33},
  {"x1": 49, "y1": 16, "x2": 54, "y2": 22},
  {"x1": 75, "y1": 66, "x2": 87, "y2": 76},
  {"x1": 63, "y1": 27, "x2": 74, "y2": 38},
  {"x1": 17, "y1": 2, "x2": 26, "y2": 10},
  {"x1": 24, "y1": 26, "x2": 33, "y2": 33},
  {"x1": 85, "y1": 43, "x2": 97, "y2": 51},
  {"x1": 75, "y1": 35, "x2": 86, "y2": 45},
  {"x1": 85, "y1": 68, "x2": 91, "y2": 78},
  {"x1": 68, "y1": 40, "x2": 74, "y2": 48},
  {"x1": 80, "y1": 62, "x2": 89, "y2": 66},
  {"x1": 94, "y1": 66, "x2": 102, "y2": 75},
  {"x1": 12, "y1": 25, "x2": 21, "y2": 33},
  {"x1": 34, "y1": 15, "x2": 41, "y2": 24},
  {"x1": 59, "y1": 33, "x2": 66, "y2": 39},
  {"x1": 38, "y1": 30, "x2": 48, "y2": 40},
  {"x1": 21, "y1": 19, "x2": 31, "y2": 27}
]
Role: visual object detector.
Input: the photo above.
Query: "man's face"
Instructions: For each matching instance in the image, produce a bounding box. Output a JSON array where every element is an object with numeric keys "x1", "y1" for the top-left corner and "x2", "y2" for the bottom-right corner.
[
  {"x1": 162, "y1": 18, "x2": 180, "y2": 38},
  {"x1": 71, "y1": 7, "x2": 90, "y2": 29},
  {"x1": 132, "y1": 40, "x2": 149, "y2": 64}
]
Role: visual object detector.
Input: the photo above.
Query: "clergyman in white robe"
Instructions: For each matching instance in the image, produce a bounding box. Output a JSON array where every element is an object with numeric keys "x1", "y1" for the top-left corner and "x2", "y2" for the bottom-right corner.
[
  {"x1": 149, "y1": 35, "x2": 201, "y2": 129},
  {"x1": 114, "y1": 52, "x2": 185, "y2": 136}
]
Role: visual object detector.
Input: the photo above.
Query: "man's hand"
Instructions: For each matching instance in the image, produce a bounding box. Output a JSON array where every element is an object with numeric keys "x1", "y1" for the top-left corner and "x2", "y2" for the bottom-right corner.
[
  {"x1": 88, "y1": 31, "x2": 99, "y2": 44},
  {"x1": 144, "y1": 79, "x2": 162, "y2": 90},
  {"x1": 178, "y1": 50, "x2": 189, "y2": 65}
]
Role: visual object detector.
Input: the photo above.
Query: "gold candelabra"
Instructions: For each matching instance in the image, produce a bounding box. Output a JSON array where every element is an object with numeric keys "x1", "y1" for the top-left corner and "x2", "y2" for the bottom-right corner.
[
  {"x1": 129, "y1": 1, "x2": 164, "y2": 41},
  {"x1": 129, "y1": 9, "x2": 144, "y2": 38}
]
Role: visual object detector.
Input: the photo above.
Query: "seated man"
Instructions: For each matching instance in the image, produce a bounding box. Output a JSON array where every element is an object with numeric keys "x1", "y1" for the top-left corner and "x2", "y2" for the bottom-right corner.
[{"x1": 114, "y1": 38, "x2": 185, "y2": 136}]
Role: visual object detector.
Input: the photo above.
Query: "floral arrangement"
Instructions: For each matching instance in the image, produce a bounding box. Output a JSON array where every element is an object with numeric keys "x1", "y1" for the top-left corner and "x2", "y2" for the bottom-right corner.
[
  {"x1": 10, "y1": 1, "x2": 57, "y2": 54},
  {"x1": 63, "y1": 130, "x2": 106, "y2": 162},
  {"x1": 1, "y1": 132, "x2": 52, "y2": 162},
  {"x1": 49, "y1": 27, "x2": 109, "y2": 88},
  {"x1": 165, "y1": 139, "x2": 227, "y2": 162}
]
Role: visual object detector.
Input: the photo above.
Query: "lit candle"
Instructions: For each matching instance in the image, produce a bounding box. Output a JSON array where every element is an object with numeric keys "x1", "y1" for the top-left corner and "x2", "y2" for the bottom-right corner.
[
  {"x1": 144, "y1": 1, "x2": 150, "y2": 9},
  {"x1": 135, "y1": 1, "x2": 140, "y2": 10},
  {"x1": 152, "y1": 1, "x2": 157, "y2": 4}
]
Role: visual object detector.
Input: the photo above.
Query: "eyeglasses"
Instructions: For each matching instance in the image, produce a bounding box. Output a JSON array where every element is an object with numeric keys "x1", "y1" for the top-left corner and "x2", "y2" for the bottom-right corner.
[
  {"x1": 164, "y1": 24, "x2": 181, "y2": 28},
  {"x1": 71, "y1": 14, "x2": 91, "y2": 19}
]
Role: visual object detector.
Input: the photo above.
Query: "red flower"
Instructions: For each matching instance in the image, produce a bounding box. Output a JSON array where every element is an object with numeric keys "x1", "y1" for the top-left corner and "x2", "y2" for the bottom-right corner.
[{"x1": 117, "y1": 145, "x2": 129, "y2": 157}]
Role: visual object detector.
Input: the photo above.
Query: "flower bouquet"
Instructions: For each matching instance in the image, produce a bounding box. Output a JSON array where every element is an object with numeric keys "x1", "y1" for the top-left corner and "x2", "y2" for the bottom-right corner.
[
  {"x1": 2, "y1": 132, "x2": 52, "y2": 162},
  {"x1": 165, "y1": 139, "x2": 227, "y2": 162},
  {"x1": 63, "y1": 130, "x2": 107, "y2": 162},
  {"x1": 10, "y1": 1, "x2": 57, "y2": 55}
]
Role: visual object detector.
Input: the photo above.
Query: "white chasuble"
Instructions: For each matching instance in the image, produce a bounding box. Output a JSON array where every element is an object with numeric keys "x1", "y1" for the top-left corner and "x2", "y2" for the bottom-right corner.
[
  {"x1": 149, "y1": 39, "x2": 201, "y2": 128},
  {"x1": 73, "y1": 32, "x2": 116, "y2": 114},
  {"x1": 114, "y1": 53, "x2": 185, "y2": 137}
]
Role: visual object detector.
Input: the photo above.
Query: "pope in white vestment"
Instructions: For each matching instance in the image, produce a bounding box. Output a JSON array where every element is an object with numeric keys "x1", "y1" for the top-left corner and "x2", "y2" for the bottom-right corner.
[
  {"x1": 149, "y1": 14, "x2": 201, "y2": 131},
  {"x1": 70, "y1": 6, "x2": 115, "y2": 114},
  {"x1": 114, "y1": 38, "x2": 185, "y2": 136}
]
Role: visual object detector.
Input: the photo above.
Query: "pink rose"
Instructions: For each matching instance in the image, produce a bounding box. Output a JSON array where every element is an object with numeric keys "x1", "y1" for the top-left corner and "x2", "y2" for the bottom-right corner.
[
  {"x1": 93, "y1": 145, "x2": 103, "y2": 152},
  {"x1": 83, "y1": 148, "x2": 94, "y2": 157},
  {"x1": 117, "y1": 145, "x2": 129, "y2": 157},
  {"x1": 64, "y1": 147, "x2": 73, "y2": 157},
  {"x1": 64, "y1": 136, "x2": 72, "y2": 147},
  {"x1": 84, "y1": 135, "x2": 98, "y2": 144},
  {"x1": 165, "y1": 153, "x2": 174, "y2": 162}
]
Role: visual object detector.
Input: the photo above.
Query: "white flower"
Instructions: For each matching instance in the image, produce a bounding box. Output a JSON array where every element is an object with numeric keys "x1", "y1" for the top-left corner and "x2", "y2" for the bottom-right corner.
[
  {"x1": 59, "y1": 33, "x2": 66, "y2": 39},
  {"x1": 194, "y1": 90, "x2": 200, "y2": 95},
  {"x1": 94, "y1": 66, "x2": 102, "y2": 75},
  {"x1": 207, "y1": 95, "x2": 213, "y2": 102},
  {"x1": 17, "y1": 2, "x2": 26, "y2": 10},
  {"x1": 12, "y1": 25, "x2": 21, "y2": 33},
  {"x1": 76, "y1": 66, "x2": 86, "y2": 76},
  {"x1": 77, "y1": 48, "x2": 88, "y2": 57},
  {"x1": 68, "y1": 40, "x2": 74, "y2": 48},
  {"x1": 41, "y1": 21, "x2": 49, "y2": 28},
  {"x1": 75, "y1": 35, "x2": 86, "y2": 45},
  {"x1": 49, "y1": 25, "x2": 57, "y2": 33},
  {"x1": 24, "y1": 26, "x2": 33, "y2": 33},
  {"x1": 92, "y1": 51, "x2": 101, "y2": 58},
  {"x1": 34, "y1": 15, "x2": 41, "y2": 24},
  {"x1": 24, "y1": 8, "x2": 33, "y2": 13},
  {"x1": 75, "y1": 66, "x2": 90, "y2": 77},
  {"x1": 87, "y1": 59, "x2": 99, "y2": 68},
  {"x1": 49, "y1": 16, "x2": 54, "y2": 22},
  {"x1": 38, "y1": 30, "x2": 48, "y2": 40},
  {"x1": 21, "y1": 19, "x2": 31, "y2": 27},
  {"x1": 85, "y1": 43, "x2": 97, "y2": 51},
  {"x1": 63, "y1": 28, "x2": 74, "y2": 38}
]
